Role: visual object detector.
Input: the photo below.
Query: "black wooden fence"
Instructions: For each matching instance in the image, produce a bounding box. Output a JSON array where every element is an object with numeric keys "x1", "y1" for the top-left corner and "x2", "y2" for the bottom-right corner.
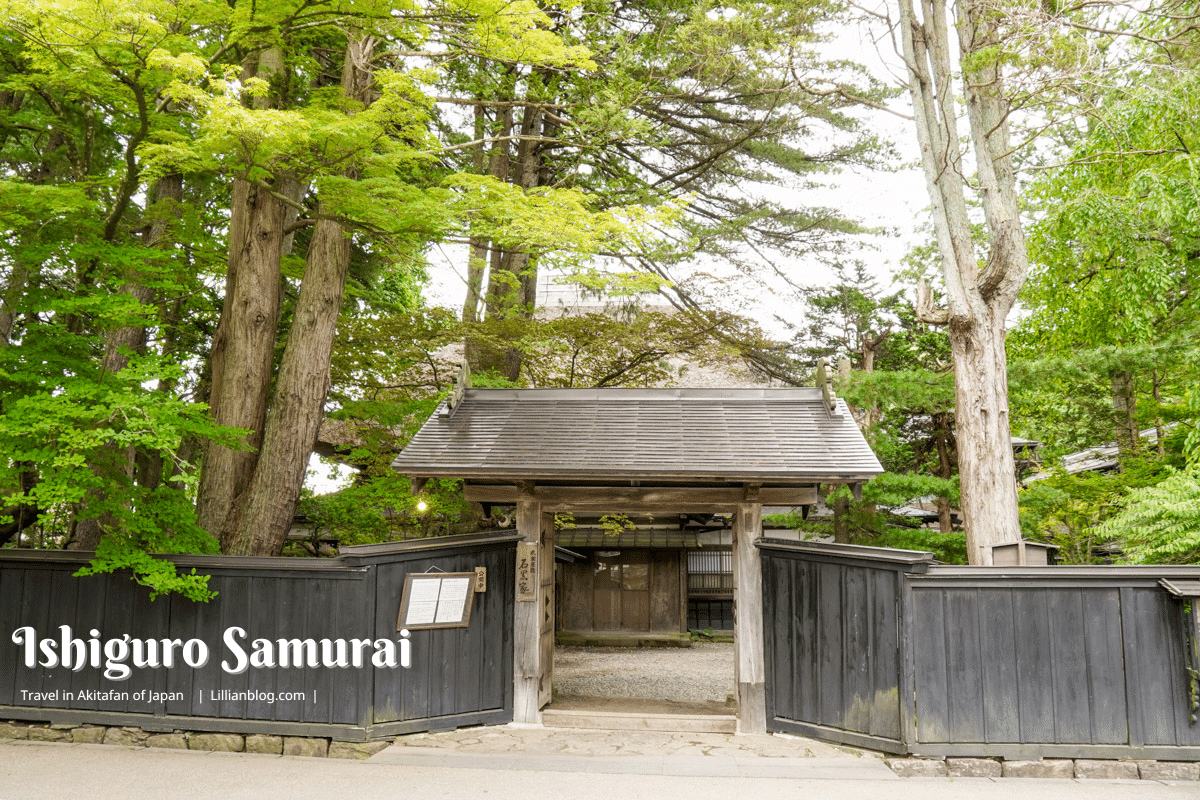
[
  {"x1": 760, "y1": 538, "x2": 1200, "y2": 760},
  {"x1": 0, "y1": 532, "x2": 519, "y2": 741}
]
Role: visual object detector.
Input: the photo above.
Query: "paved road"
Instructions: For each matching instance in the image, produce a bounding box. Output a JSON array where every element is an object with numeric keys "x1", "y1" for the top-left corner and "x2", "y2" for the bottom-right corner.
[{"x1": 3, "y1": 739, "x2": 1198, "y2": 800}]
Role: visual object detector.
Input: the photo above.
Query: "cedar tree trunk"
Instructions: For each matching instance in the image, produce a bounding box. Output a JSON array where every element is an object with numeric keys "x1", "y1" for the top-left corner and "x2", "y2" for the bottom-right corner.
[{"x1": 221, "y1": 37, "x2": 376, "y2": 555}]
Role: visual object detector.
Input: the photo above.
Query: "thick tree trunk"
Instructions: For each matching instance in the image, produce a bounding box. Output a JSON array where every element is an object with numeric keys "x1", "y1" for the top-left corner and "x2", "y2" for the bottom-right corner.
[
  {"x1": 195, "y1": 46, "x2": 301, "y2": 547},
  {"x1": 472, "y1": 85, "x2": 547, "y2": 381},
  {"x1": 223, "y1": 211, "x2": 351, "y2": 555},
  {"x1": 221, "y1": 37, "x2": 375, "y2": 556},
  {"x1": 949, "y1": 313, "x2": 1020, "y2": 563},
  {"x1": 198, "y1": 177, "x2": 288, "y2": 545},
  {"x1": 462, "y1": 98, "x2": 488, "y2": 325}
]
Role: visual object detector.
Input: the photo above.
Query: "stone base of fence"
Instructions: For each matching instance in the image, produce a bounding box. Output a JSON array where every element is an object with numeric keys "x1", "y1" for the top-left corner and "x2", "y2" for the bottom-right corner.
[
  {"x1": 886, "y1": 756, "x2": 1199, "y2": 780},
  {"x1": 0, "y1": 720, "x2": 390, "y2": 759}
]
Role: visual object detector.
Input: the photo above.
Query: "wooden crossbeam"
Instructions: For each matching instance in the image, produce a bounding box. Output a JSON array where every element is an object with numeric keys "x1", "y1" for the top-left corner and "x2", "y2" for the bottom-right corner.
[{"x1": 463, "y1": 484, "x2": 818, "y2": 511}]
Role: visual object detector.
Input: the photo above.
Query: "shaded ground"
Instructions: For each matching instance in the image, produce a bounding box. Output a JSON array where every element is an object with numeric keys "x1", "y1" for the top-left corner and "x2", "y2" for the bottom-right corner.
[{"x1": 551, "y1": 642, "x2": 735, "y2": 715}]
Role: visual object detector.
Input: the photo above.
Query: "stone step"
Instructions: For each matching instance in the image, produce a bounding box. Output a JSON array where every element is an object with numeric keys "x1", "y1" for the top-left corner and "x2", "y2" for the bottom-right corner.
[{"x1": 541, "y1": 708, "x2": 737, "y2": 734}]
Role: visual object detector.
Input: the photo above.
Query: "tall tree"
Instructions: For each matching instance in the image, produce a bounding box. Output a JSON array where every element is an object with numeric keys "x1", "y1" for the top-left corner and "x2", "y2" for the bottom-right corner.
[
  {"x1": 896, "y1": 0, "x2": 1029, "y2": 563},
  {"x1": 443, "y1": 0, "x2": 891, "y2": 379}
]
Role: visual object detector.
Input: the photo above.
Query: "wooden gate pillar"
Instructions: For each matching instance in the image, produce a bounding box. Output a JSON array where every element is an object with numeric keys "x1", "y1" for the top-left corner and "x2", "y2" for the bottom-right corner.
[
  {"x1": 514, "y1": 488, "x2": 553, "y2": 723},
  {"x1": 734, "y1": 499, "x2": 767, "y2": 733}
]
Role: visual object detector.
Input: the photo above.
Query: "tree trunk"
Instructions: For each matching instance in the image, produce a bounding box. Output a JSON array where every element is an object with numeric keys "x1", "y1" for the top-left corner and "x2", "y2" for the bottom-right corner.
[
  {"x1": 73, "y1": 174, "x2": 183, "y2": 550},
  {"x1": 831, "y1": 492, "x2": 851, "y2": 544},
  {"x1": 472, "y1": 79, "x2": 549, "y2": 381},
  {"x1": 195, "y1": 46, "x2": 303, "y2": 547},
  {"x1": 220, "y1": 36, "x2": 375, "y2": 556},
  {"x1": 1151, "y1": 369, "x2": 1166, "y2": 456},
  {"x1": 463, "y1": 95, "x2": 488, "y2": 325},
  {"x1": 0, "y1": 465, "x2": 40, "y2": 546},
  {"x1": 931, "y1": 411, "x2": 956, "y2": 534},
  {"x1": 1110, "y1": 369, "x2": 1138, "y2": 458},
  {"x1": 935, "y1": 497, "x2": 953, "y2": 535},
  {"x1": 0, "y1": 259, "x2": 26, "y2": 348},
  {"x1": 899, "y1": 0, "x2": 1028, "y2": 564},
  {"x1": 948, "y1": 312, "x2": 1019, "y2": 561},
  {"x1": 197, "y1": 176, "x2": 288, "y2": 546},
  {"x1": 222, "y1": 209, "x2": 351, "y2": 555}
]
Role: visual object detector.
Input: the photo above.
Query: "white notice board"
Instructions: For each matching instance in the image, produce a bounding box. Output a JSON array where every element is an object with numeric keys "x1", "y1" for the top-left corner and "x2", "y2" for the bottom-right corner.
[{"x1": 397, "y1": 573, "x2": 476, "y2": 630}]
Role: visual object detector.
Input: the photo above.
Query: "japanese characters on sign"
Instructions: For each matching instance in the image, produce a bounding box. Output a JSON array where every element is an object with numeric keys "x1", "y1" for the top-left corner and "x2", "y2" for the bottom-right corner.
[
  {"x1": 516, "y1": 543, "x2": 537, "y2": 602},
  {"x1": 397, "y1": 573, "x2": 476, "y2": 630}
]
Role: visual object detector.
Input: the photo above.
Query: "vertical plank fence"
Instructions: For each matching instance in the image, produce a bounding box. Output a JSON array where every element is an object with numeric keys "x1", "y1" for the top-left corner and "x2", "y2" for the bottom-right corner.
[
  {"x1": 0, "y1": 532, "x2": 518, "y2": 741},
  {"x1": 761, "y1": 538, "x2": 1200, "y2": 760}
]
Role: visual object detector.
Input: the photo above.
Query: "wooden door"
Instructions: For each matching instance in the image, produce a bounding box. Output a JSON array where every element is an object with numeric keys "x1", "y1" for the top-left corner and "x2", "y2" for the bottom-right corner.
[{"x1": 591, "y1": 551, "x2": 650, "y2": 631}]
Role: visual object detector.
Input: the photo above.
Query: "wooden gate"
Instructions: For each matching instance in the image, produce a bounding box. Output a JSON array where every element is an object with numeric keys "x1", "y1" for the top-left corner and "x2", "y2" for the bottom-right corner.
[{"x1": 760, "y1": 538, "x2": 1200, "y2": 760}]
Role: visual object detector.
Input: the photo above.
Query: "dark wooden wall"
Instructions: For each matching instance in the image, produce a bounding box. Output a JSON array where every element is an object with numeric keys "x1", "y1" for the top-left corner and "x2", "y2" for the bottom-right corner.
[
  {"x1": 363, "y1": 542, "x2": 514, "y2": 727},
  {"x1": 760, "y1": 539, "x2": 1200, "y2": 760},
  {"x1": 0, "y1": 532, "x2": 518, "y2": 740},
  {"x1": 907, "y1": 571, "x2": 1200, "y2": 759},
  {"x1": 556, "y1": 549, "x2": 684, "y2": 634}
]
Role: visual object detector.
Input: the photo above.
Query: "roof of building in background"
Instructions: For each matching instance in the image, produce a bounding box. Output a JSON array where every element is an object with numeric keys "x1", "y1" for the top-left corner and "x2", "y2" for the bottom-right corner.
[
  {"x1": 1024, "y1": 424, "x2": 1177, "y2": 482},
  {"x1": 392, "y1": 387, "x2": 883, "y2": 484}
]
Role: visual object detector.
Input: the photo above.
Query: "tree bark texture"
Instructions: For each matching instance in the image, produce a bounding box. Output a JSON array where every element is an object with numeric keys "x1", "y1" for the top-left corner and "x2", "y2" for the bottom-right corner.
[
  {"x1": 220, "y1": 37, "x2": 376, "y2": 556},
  {"x1": 197, "y1": 176, "x2": 288, "y2": 545},
  {"x1": 0, "y1": 258, "x2": 25, "y2": 348},
  {"x1": 932, "y1": 411, "x2": 956, "y2": 534},
  {"x1": 196, "y1": 46, "x2": 304, "y2": 547},
  {"x1": 462, "y1": 96, "x2": 488, "y2": 326},
  {"x1": 1110, "y1": 369, "x2": 1138, "y2": 457},
  {"x1": 899, "y1": 0, "x2": 1026, "y2": 563}
]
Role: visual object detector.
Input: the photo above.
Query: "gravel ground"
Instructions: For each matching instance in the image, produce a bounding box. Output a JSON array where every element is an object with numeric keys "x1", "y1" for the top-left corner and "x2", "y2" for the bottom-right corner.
[{"x1": 553, "y1": 643, "x2": 735, "y2": 706}]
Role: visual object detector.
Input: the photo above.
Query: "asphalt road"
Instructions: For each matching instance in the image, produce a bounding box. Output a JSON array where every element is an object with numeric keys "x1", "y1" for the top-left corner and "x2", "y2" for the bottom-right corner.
[{"x1": 3, "y1": 740, "x2": 1198, "y2": 800}]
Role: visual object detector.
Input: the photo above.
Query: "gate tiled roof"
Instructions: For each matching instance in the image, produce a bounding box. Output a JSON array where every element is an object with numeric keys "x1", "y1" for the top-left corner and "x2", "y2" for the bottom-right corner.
[{"x1": 392, "y1": 387, "x2": 882, "y2": 484}]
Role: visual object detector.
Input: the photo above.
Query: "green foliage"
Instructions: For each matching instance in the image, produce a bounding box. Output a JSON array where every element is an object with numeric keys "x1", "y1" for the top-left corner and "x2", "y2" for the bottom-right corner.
[
  {"x1": 765, "y1": 472, "x2": 966, "y2": 563},
  {"x1": 1013, "y1": 68, "x2": 1200, "y2": 463},
  {"x1": 0, "y1": 325, "x2": 238, "y2": 596},
  {"x1": 299, "y1": 475, "x2": 475, "y2": 547},
  {"x1": 789, "y1": 262, "x2": 904, "y2": 368},
  {"x1": 517, "y1": 310, "x2": 745, "y2": 388},
  {"x1": 1097, "y1": 468, "x2": 1200, "y2": 564},
  {"x1": 598, "y1": 513, "x2": 636, "y2": 536},
  {"x1": 868, "y1": 528, "x2": 967, "y2": 565}
]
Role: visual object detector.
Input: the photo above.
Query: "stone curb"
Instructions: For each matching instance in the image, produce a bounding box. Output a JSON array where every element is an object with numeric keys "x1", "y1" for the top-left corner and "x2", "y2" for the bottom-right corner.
[
  {"x1": 7, "y1": 718, "x2": 1198, "y2": 779},
  {"x1": 0, "y1": 720, "x2": 385, "y2": 759},
  {"x1": 885, "y1": 756, "x2": 1199, "y2": 781}
]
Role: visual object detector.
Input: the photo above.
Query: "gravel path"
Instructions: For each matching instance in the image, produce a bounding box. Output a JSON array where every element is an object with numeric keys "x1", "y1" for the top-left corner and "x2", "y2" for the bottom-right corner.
[{"x1": 553, "y1": 643, "x2": 735, "y2": 706}]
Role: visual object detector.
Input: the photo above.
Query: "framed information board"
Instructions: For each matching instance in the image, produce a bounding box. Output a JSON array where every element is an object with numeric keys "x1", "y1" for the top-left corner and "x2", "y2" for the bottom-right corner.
[{"x1": 396, "y1": 573, "x2": 476, "y2": 630}]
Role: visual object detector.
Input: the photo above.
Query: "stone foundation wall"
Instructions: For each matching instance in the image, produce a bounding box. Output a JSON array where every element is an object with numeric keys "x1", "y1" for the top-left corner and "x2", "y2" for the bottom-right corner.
[
  {"x1": 0, "y1": 720, "x2": 390, "y2": 760},
  {"x1": 886, "y1": 756, "x2": 1199, "y2": 781}
]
